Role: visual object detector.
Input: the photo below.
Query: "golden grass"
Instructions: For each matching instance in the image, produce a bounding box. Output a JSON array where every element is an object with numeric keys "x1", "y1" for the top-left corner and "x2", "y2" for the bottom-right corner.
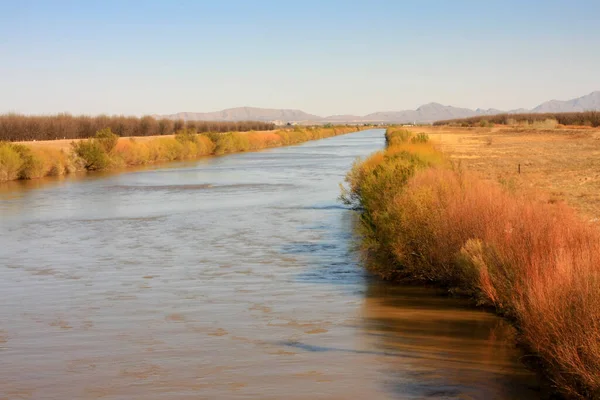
[
  {"x1": 344, "y1": 128, "x2": 600, "y2": 398},
  {"x1": 0, "y1": 142, "x2": 73, "y2": 180},
  {"x1": 0, "y1": 144, "x2": 23, "y2": 180},
  {"x1": 416, "y1": 125, "x2": 600, "y2": 219},
  {"x1": 247, "y1": 131, "x2": 283, "y2": 150},
  {"x1": 1, "y1": 126, "x2": 359, "y2": 182}
]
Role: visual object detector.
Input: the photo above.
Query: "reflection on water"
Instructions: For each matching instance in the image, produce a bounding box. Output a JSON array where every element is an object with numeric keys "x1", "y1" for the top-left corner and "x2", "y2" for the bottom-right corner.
[
  {"x1": 362, "y1": 283, "x2": 540, "y2": 399},
  {"x1": 0, "y1": 130, "x2": 541, "y2": 399}
]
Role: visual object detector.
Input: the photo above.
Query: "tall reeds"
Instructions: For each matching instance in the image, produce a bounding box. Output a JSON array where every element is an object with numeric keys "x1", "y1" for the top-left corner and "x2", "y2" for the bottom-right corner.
[{"x1": 343, "y1": 128, "x2": 600, "y2": 398}]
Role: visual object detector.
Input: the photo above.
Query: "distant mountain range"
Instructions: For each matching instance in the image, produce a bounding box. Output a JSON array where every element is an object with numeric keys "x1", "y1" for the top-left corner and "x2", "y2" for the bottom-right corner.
[
  {"x1": 162, "y1": 108, "x2": 321, "y2": 123},
  {"x1": 155, "y1": 91, "x2": 600, "y2": 124}
]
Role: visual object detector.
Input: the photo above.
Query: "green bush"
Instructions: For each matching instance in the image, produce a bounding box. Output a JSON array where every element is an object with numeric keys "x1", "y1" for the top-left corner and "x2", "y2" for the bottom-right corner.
[
  {"x1": 202, "y1": 132, "x2": 221, "y2": 144},
  {"x1": 95, "y1": 128, "x2": 118, "y2": 153},
  {"x1": 10, "y1": 144, "x2": 46, "y2": 179},
  {"x1": 214, "y1": 133, "x2": 236, "y2": 155},
  {"x1": 385, "y1": 129, "x2": 412, "y2": 145},
  {"x1": 71, "y1": 128, "x2": 118, "y2": 170},
  {"x1": 0, "y1": 142, "x2": 23, "y2": 181},
  {"x1": 213, "y1": 132, "x2": 250, "y2": 154},
  {"x1": 72, "y1": 140, "x2": 111, "y2": 170},
  {"x1": 160, "y1": 138, "x2": 185, "y2": 160},
  {"x1": 174, "y1": 128, "x2": 197, "y2": 144},
  {"x1": 410, "y1": 132, "x2": 429, "y2": 144}
]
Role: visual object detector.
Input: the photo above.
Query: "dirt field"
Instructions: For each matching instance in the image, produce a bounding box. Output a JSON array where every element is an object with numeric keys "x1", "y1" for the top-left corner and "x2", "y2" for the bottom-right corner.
[{"x1": 418, "y1": 125, "x2": 600, "y2": 219}]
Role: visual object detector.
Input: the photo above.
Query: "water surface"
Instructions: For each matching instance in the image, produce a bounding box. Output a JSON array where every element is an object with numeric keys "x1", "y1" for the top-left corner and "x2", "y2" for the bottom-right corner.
[{"x1": 0, "y1": 130, "x2": 541, "y2": 399}]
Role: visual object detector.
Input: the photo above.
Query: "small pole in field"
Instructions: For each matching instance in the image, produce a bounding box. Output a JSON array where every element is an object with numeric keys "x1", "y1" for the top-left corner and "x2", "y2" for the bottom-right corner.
[{"x1": 518, "y1": 163, "x2": 521, "y2": 174}]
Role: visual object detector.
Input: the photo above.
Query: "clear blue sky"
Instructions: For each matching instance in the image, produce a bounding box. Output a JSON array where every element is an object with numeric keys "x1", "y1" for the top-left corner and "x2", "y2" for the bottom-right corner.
[{"x1": 1, "y1": 0, "x2": 599, "y2": 116}]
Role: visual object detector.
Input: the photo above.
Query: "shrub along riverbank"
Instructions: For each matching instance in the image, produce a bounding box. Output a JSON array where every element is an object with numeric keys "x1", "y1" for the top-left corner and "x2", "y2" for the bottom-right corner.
[
  {"x1": 0, "y1": 126, "x2": 359, "y2": 182},
  {"x1": 342, "y1": 128, "x2": 600, "y2": 399}
]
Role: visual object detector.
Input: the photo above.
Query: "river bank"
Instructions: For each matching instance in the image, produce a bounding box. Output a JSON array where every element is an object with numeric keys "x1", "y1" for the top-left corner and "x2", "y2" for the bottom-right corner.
[
  {"x1": 0, "y1": 126, "x2": 360, "y2": 182},
  {"x1": 342, "y1": 128, "x2": 600, "y2": 399}
]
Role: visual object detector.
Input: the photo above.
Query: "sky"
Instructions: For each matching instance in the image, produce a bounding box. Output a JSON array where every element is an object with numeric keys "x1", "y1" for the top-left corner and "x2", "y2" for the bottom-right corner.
[{"x1": 1, "y1": 0, "x2": 600, "y2": 116}]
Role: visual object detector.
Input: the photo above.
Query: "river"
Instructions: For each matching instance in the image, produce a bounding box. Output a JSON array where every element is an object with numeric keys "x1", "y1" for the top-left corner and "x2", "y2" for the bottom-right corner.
[{"x1": 0, "y1": 129, "x2": 541, "y2": 399}]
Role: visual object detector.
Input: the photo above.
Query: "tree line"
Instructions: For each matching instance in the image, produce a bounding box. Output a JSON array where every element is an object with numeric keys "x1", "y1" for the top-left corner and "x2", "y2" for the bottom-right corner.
[
  {"x1": 433, "y1": 111, "x2": 600, "y2": 127},
  {"x1": 0, "y1": 113, "x2": 276, "y2": 141}
]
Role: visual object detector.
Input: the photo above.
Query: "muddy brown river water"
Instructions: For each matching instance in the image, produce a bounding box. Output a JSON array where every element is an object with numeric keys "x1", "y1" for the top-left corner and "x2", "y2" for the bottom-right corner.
[{"x1": 0, "y1": 129, "x2": 541, "y2": 399}]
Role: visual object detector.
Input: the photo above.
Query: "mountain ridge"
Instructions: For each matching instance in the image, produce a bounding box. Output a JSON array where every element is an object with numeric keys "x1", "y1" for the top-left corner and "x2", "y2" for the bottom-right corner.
[
  {"x1": 155, "y1": 91, "x2": 600, "y2": 124},
  {"x1": 532, "y1": 91, "x2": 600, "y2": 113}
]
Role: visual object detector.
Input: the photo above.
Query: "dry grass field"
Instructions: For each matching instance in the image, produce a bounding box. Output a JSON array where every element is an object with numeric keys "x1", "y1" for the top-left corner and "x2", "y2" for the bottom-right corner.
[{"x1": 418, "y1": 125, "x2": 600, "y2": 219}]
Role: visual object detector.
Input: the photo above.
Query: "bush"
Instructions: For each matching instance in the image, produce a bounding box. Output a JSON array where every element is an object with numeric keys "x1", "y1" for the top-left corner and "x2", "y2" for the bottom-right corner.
[
  {"x1": 95, "y1": 128, "x2": 119, "y2": 153},
  {"x1": 247, "y1": 132, "x2": 282, "y2": 149},
  {"x1": 174, "y1": 128, "x2": 197, "y2": 144},
  {"x1": 0, "y1": 142, "x2": 71, "y2": 180},
  {"x1": 410, "y1": 132, "x2": 429, "y2": 144},
  {"x1": 202, "y1": 131, "x2": 218, "y2": 141},
  {"x1": 72, "y1": 140, "x2": 110, "y2": 170},
  {"x1": 0, "y1": 143, "x2": 23, "y2": 181},
  {"x1": 70, "y1": 128, "x2": 120, "y2": 170},
  {"x1": 385, "y1": 128, "x2": 412, "y2": 145},
  {"x1": 112, "y1": 139, "x2": 150, "y2": 166},
  {"x1": 156, "y1": 138, "x2": 184, "y2": 161},
  {"x1": 213, "y1": 132, "x2": 250, "y2": 154},
  {"x1": 196, "y1": 134, "x2": 216, "y2": 155},
  {"x1": 46, "y1": 149, "x2": 71, "y2": 175},
  {"x1": 11, "y1": 144, "x2": 49, "y2": 179}
]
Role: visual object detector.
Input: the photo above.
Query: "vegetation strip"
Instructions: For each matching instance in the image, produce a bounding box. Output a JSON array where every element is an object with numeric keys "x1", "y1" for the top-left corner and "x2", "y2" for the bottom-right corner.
[
  {"x1": 0, "y1": 126, "x2": 359, "y2": 182},
  {"x1": 434, "y1": 110, "x2": 600, "y2": 128},
  {"x1": 0, "y1": 113, "x2": 277, "y2": 141},
  {"x1": 341, "y1": 128, "x2": 600, "y2": 399}
]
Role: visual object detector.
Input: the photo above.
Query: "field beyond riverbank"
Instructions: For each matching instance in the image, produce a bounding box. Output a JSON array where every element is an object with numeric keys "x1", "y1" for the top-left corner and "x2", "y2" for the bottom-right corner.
[
  {"x1": 0, "y1": 126, "x2": 360, "y2": 182},
  {"x1": 13, "y1": 130, "x2": 273, "y2": 152},
  {"x1": 343, "y1": 127, "x2": 600, "y2": 399},
  {"x1": 416, "y1": 124, "x2": 600, "y2": 218}
]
